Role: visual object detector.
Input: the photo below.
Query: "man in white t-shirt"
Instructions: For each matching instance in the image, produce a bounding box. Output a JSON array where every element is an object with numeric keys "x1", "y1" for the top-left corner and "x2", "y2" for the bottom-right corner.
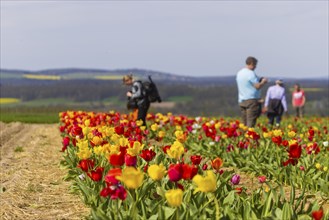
[{"x1": 236, "y1": 56, "x2": 268, "y2": 127}]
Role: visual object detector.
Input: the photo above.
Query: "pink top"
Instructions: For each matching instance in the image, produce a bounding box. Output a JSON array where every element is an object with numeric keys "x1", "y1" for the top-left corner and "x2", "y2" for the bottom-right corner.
[{"x1": 292, "y1": 90, "x2": 305, "y2": 106}]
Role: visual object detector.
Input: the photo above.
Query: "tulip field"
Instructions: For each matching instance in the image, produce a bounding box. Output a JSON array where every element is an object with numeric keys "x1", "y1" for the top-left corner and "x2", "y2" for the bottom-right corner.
[{"x1": 59, "y1": 111, "x2": 329, "y2": 220}]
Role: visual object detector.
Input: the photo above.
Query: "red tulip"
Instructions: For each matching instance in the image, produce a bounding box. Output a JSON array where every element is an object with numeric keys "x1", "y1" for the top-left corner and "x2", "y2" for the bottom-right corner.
[
  {"x1": 105, "y1": 168, "x2": 122, "y2": 185},
  {"x1": 289, "y1": 143, "x2": 302, "y2": 159},
  {"x1": 168, "y1": 164, "x2": 183, "y2": 182},
  {"x1": 88, "y1": 167, "x2": 104, "y2": 182},
  {"x1": 312, "y1": 208, "x2": 323, "y2": 220},
  {"x1": 109, "y1": 147, "x2": 126, "y2": 167},
  {"x1": 125, "y1": 154, "x2": 137, "y2": 167},
  {"x1": 78, "y1": 159, "x2": 94, "y2": 172},
  {"x1": 162, "y1": 145, "x2": 171, "y2": 154},
  {"x1": 258, "y1": 176, "x2": 266, "y2": 183},
  {"x1": 71, "y1": 125, "x2": 82, "y2": 137},
  {"x1": 190, "y1": 155, "x2": 202, "y2": 165},
  {"x1": 115, "y1": 125, "x2": 124, "y2": 135},
  {"x1": 181, "y1": 164, "x2": 198, "y2": 180},
  {"x1": 235, "y1": 187, "x2": 243, "y2": 195},
  {"x1": 140, "y1": 149, "x2": 156, "y2": 162}
]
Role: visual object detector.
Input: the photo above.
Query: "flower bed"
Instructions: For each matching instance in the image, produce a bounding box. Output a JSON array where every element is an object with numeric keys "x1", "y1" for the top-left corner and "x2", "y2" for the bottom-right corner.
[{"x1": 59, "y1": 111, "x2": 329, "y2": 219}]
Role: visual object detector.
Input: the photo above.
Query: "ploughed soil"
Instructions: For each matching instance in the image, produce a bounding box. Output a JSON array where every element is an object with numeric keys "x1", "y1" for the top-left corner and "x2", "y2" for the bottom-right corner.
[{"x1": 0, "y1": 122, "x2": 89, "y2": 220}]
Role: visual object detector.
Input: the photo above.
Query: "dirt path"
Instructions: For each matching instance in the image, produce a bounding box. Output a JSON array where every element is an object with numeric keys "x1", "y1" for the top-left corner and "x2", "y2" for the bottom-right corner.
[{"x1": 0, "y1": 122, "x2": 89, "y2": 220}]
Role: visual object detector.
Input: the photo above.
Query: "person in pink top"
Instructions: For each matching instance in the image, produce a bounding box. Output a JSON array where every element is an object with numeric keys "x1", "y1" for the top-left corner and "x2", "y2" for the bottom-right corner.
[{"x1": 292, "y1": 83, "x2": 306, "y2": 118}]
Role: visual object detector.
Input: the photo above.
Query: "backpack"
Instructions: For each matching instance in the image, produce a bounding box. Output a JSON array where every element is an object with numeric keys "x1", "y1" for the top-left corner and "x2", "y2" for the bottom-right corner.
[{"x1": 140, "y1": 76, "x2": 162, "y2": 103}]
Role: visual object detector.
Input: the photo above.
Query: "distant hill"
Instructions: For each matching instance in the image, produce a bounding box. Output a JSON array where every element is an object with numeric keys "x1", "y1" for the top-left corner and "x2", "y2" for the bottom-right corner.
[
  {"x1": 1, "y1": 68, "x2": 328, "y2": 86},
  {"x1": 1, "y1": 68, "x2": 328, "y2": 117}
]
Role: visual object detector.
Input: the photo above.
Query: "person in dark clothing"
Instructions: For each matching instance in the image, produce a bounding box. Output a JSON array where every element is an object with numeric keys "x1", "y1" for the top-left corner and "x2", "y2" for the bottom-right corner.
[
  {"x1": 123, "y1": 74, "x2": 150, "y2": 126},
  {"x1": 264, "y1": 79, "x2": 288, "y2": 127}
]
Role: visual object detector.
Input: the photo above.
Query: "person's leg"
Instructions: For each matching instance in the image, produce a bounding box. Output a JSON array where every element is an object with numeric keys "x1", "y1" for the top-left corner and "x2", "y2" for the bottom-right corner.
[
  {"x1": 275, "y1": 115, "x2": 281, "y2": 126},
  {"x1": 300, "y1": 106, "x2": 304, "y2": 118},
  {"x1": 137, "y1": 103, "x2": 150, "y2": 126},
  {"x1": 267, "y1": 113, "x2": 274, "y2": 126},
  {"x1": 239, "y1": 103, "x2": 247, "y2": 126},
  {"x1": 246, "y1": 100, "x2": 261, "y2": 128},
  {"x1": 296, "y1": 107, "x2": 300, "y2": 117}
]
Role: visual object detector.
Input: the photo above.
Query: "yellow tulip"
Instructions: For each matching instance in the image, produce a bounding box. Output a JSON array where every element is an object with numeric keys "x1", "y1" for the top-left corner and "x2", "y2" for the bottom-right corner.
[
  {"x1": 118, "y1": 137, "x2": 129, "y2": 147},
  {"x1": 92, "y1": 136, "x2": 103, "y2": 146},
  {"x1": 273, "y1": 129, "x2": 282, "y2": 137},
  {"x1": 288, "y1": 131, "x2": 296, "y2": 138},
  {"x1": 158, "y1": 130, "x2": 166, "y2": 138},
  {"x1": 148, "y1": 164, "x2": 166, "y2": 181},
  {"x1": 192, "y1": 171, "x2": 217, "y2": 193},
  {"x1": 136, "y1": 120, "x2": 144, "y2": 127},
  {"x1": 76, "y1": 139, "x2": 89, "y2": 149},
  {"x1": 116, "y1": 167, "x2": 144, "y2": 189},
  {"x1": 82, "y1": 127, "x2": 90, "y2": 136},
  {"x1": 127, "y1": 141, "x2": 144, "y2": 156},
  {"x1": 111, "y1": 134, "x2": 120, "y2": 143},
  {"x1": 165, "y1": 189, "x2": 183, "y2": 207},
  {"x1": 167, "y1": 141, "x2": 185, "y2": 160},
  {"x1": 84, "y1": 119, "x2": 90, "y2": 126},
  {"x1": 109, "y1": 144, "x2": 120, "y2": 155},
  {"x1": 93, "y1": 146, "x2": 103, "y2": 155},
  {"x1": 76, "y1": 148, "x2": 92, "y2": 159},
  {"x1": 151, "y1": 123, "x2": 159, "y2": 131}
]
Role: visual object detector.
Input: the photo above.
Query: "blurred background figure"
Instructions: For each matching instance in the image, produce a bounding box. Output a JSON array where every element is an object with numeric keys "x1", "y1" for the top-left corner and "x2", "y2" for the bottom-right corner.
[
  {"x1": 236, "y1": 56, "x2": 268, "y2": 127},
  {"x1": 292, "y1": 83, "x2": 306, "y2": 118},
  {"x1": 123, "y1": 74, "x2": 150, "y2": 126},
  {"x1": 264, "y1": 79, "x2": 288, "y2": 127}
]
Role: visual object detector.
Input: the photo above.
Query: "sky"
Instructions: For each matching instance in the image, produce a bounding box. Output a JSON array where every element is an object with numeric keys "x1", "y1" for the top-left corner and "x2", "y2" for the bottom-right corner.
[{"x1": 1, "y1": 1, "x2": 328, "y2": 78}]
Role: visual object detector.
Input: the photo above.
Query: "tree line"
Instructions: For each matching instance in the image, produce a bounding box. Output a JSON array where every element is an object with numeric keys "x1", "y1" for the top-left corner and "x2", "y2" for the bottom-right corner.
[{"x1": 1, "y1": 79, "x2": 328, "y2": 116}]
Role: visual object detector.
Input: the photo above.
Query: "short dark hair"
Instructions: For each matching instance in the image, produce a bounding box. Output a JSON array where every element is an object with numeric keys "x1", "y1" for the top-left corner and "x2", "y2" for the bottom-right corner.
[{"x1": 246, "y1": 56, "x2": 258, "y2": 65}]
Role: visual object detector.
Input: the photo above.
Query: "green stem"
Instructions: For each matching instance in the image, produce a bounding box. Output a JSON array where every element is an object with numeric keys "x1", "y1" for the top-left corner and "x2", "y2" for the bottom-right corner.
[
  {"x1": 213, "y1": 193, "x2": 220, "y2": 220},
  {"x1": 175, "y1": 207, "x2": 180, "y2": 220}
]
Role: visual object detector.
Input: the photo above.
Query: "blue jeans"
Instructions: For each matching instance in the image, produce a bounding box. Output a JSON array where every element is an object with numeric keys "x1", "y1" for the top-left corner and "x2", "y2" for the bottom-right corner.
[{"x1": 267, "y1": 113, "x2": 282, "y2": 126}]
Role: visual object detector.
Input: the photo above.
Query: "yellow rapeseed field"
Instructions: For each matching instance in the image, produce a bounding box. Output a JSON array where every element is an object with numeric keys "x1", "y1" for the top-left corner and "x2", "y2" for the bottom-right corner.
[
  {"x1": 94, "y1": 75, "x2": 123, "y2": 80},
  {"x1": 0, "y1": 98, "x2": 21, "y2": 104},
  {"x1": 23, "y1": 74, "x2": 61, "y2": 80}
]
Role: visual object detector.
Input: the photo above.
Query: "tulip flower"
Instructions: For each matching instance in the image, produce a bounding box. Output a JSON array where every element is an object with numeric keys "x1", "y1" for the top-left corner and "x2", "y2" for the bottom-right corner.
[
  {"x1": 211, "y1": 157, "x2": 223, "y2": 172},
  {"x1": 192, "y1": 171, "x2": 217, "y2": 193},
  {"x1": 105, "y1": 168, "x2": 122, "y2": 185},
  {"x1": 125, "y1": 154, "x2": 137, "y2": 167},
  {"x1": 100, "y1": 184, "x2": 127, "y2": 201},
  {"x1": 109, "y1": 149, "x2": 126, "y2": 167},
  {"x1": 78, "y1": 159, "x2": 94, "y2": 172},
  {"x1": 190, "y1": 155, "x2": 202, "y2": 165},
  {"x1": 62, "y1": 136, "x2": 70, "y2": 151},
  {"x1": 116, "y1": 167, "x2": 144, "y2": 189},
  {"x1": 231, "y1": 174, "x2": 240, "y2": 185},
  {"x1": 167, "y1": 141, "x2": 185, "y2": 160},
  {"x1": 88, "y1": 167, "x2": 104, "y2": 182},
  {"x1": 165, "y1": 189, "x2": 183, "y2": 207},
  {"x1": 127, "y1": 141, "x2": 143, "y2": 157},
  {"x1": 181, "y1": 164, "x2": 198, "y2": 180},
  {"x1": 140, "y1": 149, "x2": 156, "y2": 162},
  {"x1": 168, "y1": 164, "x2": 183, "y2": 182},
  {"x1": 148, "y1": 164, "x2": 166, "y2": 181},
  {"x1": 258, "y1": 175, "x2": 266, "y2": 183},
  {"x1": 312, "y1": 208, "x2": 323, "y2": 220}
]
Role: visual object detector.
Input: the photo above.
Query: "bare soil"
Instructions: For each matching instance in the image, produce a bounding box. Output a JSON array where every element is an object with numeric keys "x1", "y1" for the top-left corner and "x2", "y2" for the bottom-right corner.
[{"x1": 0, "y1": 122, "x2": 89, "y2": 220}]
